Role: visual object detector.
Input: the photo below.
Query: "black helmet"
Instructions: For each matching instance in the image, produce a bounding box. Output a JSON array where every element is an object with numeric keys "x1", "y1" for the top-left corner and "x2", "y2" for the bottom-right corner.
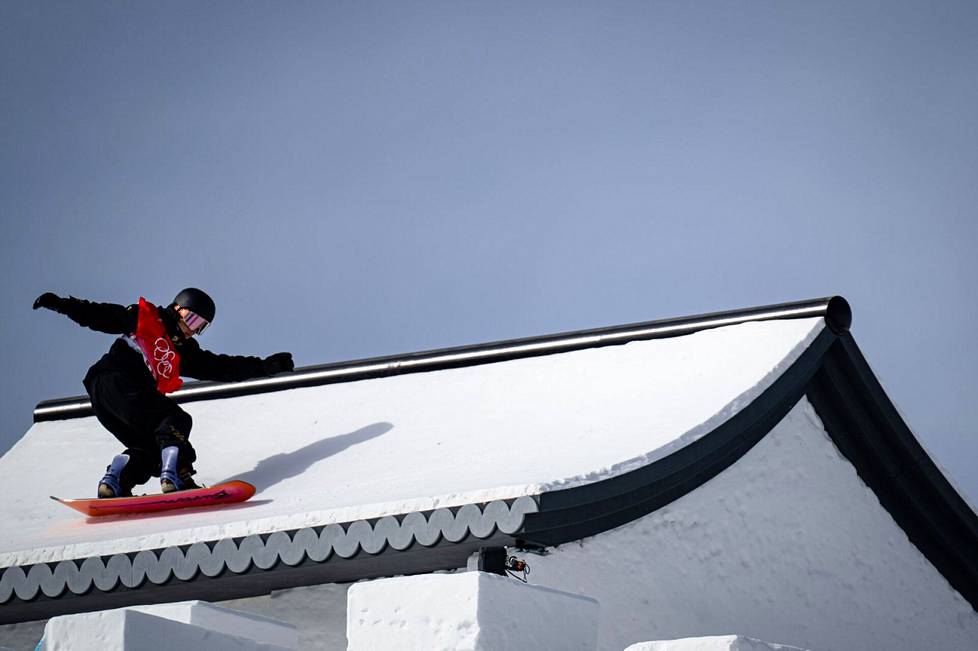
[{"x1": 172, "y1": 288, "x2": 216, "y2": 323}]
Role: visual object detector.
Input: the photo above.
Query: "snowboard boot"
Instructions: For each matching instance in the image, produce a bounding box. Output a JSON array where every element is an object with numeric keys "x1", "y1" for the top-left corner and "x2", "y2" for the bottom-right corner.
[
  {"x1": 160, "y1": 446, "x2": 202, "y2": 493},
  {"x1": 98, "y1": 454, "x2": 133, "y2": 498}
]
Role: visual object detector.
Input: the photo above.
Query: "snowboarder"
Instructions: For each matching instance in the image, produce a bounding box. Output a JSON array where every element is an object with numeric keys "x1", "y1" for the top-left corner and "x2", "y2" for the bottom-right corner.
[{"x1": 33, "y1": 288, "x2": 294, "y2": 498}]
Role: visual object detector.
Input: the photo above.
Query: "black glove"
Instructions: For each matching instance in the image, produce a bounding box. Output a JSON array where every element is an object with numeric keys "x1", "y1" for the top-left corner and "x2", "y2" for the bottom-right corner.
[
  {"x1": 262, "y1": 352, "x2": 294, "y2": 376},
  {"x1": 33, "y1": 292, "x2": 65, "y2": 312}
]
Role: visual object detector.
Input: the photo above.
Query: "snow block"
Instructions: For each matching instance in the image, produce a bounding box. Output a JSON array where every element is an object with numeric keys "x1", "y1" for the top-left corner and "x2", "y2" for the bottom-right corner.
[
  {"x1": 39, "y1": 600, "x2": 298, "y2": 651},
  {"x1": 347, "y1": 571, "x2": 599, "y2": 650},
  {"x1": 625, "y1": 635, "x2": 809, "y2": 651},
  {"x1": 128, "y1": 600, "x2": 298, "y2": 648}
]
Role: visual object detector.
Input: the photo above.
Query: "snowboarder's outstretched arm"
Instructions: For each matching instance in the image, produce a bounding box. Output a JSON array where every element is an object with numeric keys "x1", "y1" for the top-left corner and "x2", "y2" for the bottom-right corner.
[
  {"x1": 34, "y1": 291, "x2": 294, "y2": 381},
  {"x1": 180, "y1": 338, "x2": 294, "y2": 382},
  {"x1": 33, "y1": 292, "x2": 136, "y2": 334}
]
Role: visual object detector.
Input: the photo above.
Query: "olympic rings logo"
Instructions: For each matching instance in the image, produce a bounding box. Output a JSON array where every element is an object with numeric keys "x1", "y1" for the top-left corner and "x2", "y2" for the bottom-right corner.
[{"x1": 154, "y1": 337, "x2": 176, "y2": 379}]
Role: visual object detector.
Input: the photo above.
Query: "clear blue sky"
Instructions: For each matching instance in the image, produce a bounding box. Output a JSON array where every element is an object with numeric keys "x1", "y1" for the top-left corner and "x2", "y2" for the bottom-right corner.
[{"x1": 2, "y1": 2, "x2": 976, "y2": 503}]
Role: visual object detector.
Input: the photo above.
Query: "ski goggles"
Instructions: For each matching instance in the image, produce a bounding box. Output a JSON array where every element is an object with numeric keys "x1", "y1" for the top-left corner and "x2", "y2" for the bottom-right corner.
[{"x1": 181, "y1": 309, "x2": 210, "y2": 335}]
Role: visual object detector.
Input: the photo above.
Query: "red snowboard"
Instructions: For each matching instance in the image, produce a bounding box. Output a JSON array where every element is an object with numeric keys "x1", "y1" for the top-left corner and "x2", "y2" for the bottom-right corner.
[{"x1": 52, "y1": 480, "x2": 256, "y2": 517}]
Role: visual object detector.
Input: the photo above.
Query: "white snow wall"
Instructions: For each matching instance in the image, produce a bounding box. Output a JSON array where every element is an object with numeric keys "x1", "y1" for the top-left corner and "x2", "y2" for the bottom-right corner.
[{"x1": 526, "y1": 399, "x2": 978, "y2": 651}]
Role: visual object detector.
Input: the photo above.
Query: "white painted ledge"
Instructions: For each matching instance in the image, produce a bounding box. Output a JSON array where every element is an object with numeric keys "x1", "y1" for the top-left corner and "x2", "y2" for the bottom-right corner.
[{"x1": 347, "y1": 571, "x2": 599, "y2": 651}]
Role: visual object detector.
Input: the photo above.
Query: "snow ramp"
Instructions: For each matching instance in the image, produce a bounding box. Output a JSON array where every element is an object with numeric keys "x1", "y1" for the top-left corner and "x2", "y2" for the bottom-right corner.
[{"x1": 1, "y1": 297, "x2": 975, "y2": 626}]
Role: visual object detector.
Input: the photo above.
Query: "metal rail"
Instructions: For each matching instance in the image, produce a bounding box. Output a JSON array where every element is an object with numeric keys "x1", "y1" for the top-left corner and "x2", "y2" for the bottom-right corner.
[{"x1": 33, "y1": 296, "x2": 851, "y2": 422}]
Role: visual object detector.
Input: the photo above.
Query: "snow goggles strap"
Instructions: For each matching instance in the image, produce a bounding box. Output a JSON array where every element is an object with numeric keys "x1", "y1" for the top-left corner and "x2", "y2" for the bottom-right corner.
[{"x1": 181, "y1": 309, "x2": 210, "y2": 334}]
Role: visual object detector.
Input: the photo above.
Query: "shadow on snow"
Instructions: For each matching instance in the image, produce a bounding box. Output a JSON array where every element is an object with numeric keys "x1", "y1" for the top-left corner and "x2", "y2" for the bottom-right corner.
[{"x1": 218, "y1": 421, "x2": 393, "y2": 492}]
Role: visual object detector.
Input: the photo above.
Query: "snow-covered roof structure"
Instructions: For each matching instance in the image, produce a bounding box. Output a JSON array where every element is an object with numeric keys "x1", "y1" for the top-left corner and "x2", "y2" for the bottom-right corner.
[{"x1": 2, "y1": 297, "x2": 976, "y2": 629}]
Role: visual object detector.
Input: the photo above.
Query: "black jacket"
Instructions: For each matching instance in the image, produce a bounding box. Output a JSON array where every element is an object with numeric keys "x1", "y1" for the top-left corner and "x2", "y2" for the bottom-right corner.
[{"x1": 55, "y1": 296, "x2": 274, "y2": 389}]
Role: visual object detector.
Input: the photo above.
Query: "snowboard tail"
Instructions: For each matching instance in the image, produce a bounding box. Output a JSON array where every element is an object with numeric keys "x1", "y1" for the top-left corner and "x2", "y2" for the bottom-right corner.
[{"x1": 52, "y1": 480, "x2": 256, "y2": 517}]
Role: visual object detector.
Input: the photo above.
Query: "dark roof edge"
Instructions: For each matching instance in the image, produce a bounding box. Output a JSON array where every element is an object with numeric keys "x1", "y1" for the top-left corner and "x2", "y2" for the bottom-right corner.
[
  {"x1": 34, "y1": 296, "x2": 851, "y2": 422},
  {"x1": 807, "y1": 334, "x2": 978, "y2": 611}
]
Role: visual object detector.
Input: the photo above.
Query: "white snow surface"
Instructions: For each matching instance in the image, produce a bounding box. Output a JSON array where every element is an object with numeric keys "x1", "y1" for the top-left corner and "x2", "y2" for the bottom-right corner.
[
  {"x1": 40, "y1": 601, "x2": 297, "y2": 651},
  {"x1": 126, "y1": 601, "x2": 298, "y2": 649},
  {"x1": 528, "y1": 399, "x2": 978, "y2": 651},
  {"x1": 0, "y1": 317, "x2": 823, "y2": 567},
  {"x1": 625, "y1": 637, "x2": 807, "y2": 651},
  {"x1": 347, "y1": 572, "x2": 599, "y2": 650}
]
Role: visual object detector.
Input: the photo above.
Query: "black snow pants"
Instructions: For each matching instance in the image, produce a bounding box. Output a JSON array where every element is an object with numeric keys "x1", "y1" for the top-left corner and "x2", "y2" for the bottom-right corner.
[{"x1": 84, "y1": 371, "x2": 197, "y2": 488}]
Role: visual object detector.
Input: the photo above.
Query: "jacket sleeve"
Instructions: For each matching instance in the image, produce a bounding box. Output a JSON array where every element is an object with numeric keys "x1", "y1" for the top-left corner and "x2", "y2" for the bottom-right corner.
[
  {"x1": 179, "y1": 338, "x2": 270, "y2": 382},
  {"x1": 57, "y1": 297, "x2": 137, "y2": 335}
]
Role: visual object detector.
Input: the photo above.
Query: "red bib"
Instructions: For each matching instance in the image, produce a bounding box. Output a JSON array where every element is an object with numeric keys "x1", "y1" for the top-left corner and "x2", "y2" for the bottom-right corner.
[{"x1": 132, "y1": 297, "x2": 183, "y2": 394}]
